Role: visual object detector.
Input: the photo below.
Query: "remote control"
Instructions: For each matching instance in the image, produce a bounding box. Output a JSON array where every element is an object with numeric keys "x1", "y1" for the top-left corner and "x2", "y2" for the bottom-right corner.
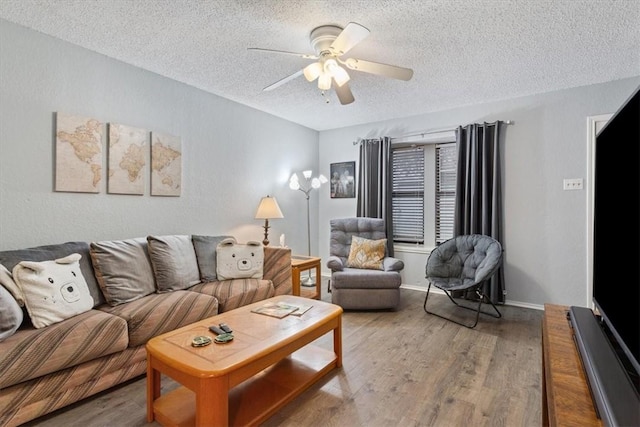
[
  {"x1": 209, "y1": 325, "x2": 225, "y2": 335},
  {"x1": 219, "y1": 323, "x2": 232, "y2": 333}
]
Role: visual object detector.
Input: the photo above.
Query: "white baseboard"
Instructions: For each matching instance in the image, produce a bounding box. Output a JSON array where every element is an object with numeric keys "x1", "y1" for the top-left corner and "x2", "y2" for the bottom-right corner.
[
  {"x1": 321, "y1": 276, "x2": 544, "y2": 311},
  {"x1": 399, "y1": 284, "x2": 544, "y2": 311}
]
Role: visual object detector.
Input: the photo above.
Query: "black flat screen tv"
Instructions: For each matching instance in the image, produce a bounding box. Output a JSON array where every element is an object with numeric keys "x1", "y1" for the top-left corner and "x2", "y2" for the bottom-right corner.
[{"x1": 570, "y1": 85, "x2": 640, "y2": 427}]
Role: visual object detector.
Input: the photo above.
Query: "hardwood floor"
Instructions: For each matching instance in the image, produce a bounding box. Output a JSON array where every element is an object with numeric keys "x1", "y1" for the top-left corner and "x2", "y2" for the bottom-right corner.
[{"x1": 24, "y1": 282, "x2": 543, "y2": 427}]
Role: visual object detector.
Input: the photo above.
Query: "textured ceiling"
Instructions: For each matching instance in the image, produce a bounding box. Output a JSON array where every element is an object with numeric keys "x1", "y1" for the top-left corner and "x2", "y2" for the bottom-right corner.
[{"x1": 1, "y1": 0, "x2": 638, "y2": 131}]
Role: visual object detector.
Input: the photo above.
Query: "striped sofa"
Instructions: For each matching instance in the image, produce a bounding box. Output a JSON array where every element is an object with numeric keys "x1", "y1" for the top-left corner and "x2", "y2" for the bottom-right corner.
[{"x1": 0, "y1": 236, "x2": 292, "y2": 426}]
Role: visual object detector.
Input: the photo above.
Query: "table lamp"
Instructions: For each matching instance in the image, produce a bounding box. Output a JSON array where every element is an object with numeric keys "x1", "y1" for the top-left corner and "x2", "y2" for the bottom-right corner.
[{"x1": 255, "y1": 195, "x2": 284, "y2": 246}]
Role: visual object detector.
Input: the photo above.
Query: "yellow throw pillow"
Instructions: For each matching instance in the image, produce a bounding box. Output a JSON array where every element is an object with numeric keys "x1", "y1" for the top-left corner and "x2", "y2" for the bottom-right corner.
[{"x1": 346, "y1": 236, "x2": 386, "y2": 270}]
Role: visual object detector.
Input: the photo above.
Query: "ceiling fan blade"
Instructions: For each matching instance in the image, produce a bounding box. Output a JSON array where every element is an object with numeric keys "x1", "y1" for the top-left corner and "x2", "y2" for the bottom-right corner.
[
  {"x1": 343, "y1": 58, "x2": 413, "y2": 81},
  {"x1": 330, "y1": 22, "x2": 370, "y2": 56},
  {"x1": 334, "y1": 81, "x2": 355, "y2": 105},
  {"x1": 263, "y1": 69, "x2": 304, "y2": 91},
  {"x1": 248, "y1": 47, "x2": 317, "y2": 60}
]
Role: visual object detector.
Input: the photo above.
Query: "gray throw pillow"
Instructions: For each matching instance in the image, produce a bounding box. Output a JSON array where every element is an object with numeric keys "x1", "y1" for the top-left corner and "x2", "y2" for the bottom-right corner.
[
  {"x1": 147, "y1": 235, "x2": 200, "y2": 292},
  {"x1": 191, "y1": 235, "x2": 231, "y2": 282},
  {"x1": 90, "y1": 237, "x2": 156, "y2": 306},
  {"x1": 0, "y1": 282, "x2": 22, "y2": 342}
]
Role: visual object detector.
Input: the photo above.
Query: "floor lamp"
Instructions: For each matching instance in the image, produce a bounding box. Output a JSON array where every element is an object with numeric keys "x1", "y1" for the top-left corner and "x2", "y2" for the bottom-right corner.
[{"x1": 289, "y1": 170, "x2": 328, "y2": 286}]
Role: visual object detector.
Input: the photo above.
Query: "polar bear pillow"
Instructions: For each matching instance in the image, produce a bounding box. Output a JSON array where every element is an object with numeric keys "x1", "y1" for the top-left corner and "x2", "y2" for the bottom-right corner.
[
  {"x1": 12, "y1": 253, "x2": 94, "y2": 328},
  {"x1": 216, "y1": 238, "x2": 264, "y2": 280}
]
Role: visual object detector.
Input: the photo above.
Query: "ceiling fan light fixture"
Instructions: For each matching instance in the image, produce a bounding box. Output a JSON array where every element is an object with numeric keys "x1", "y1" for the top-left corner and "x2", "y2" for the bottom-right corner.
[
  {"x1": 318, "y1": 73, "x2": 332, "y2": 90},
  {"x1": 250, "y1": 22, "x2": 413, "y2": 104},
  {"x1": 324, "y1": 58, "x2": 350, "y2": 86},
  {"x1": 332, "y1": 66, "x2": 350, "y2": 87},
  {"x1": 303, "y1": 62, "x2": 323, "y2": 82}
]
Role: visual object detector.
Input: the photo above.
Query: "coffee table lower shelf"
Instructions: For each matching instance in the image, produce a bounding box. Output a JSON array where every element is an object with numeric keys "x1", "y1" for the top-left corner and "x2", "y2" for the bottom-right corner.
[{"x1": 152, "y1": 345, "x2": 337, "y2": 427}]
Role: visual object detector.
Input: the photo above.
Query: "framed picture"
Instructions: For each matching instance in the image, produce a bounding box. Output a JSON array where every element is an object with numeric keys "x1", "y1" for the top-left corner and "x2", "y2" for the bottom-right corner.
[
  {"x1": 55, "y1": 112, "x2": 104, "y2": 193},
  {"x1": 330, "y1": 161, "x2": 356, "y2": 198},
  {"x1": 150, "y1": 131, "x2": 182, "y2": 196}
]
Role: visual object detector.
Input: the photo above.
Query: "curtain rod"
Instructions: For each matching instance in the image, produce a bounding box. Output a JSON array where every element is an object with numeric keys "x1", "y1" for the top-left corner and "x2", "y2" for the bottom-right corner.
[
  {"x1": 390, "y1": 120, "x2": 513, "y2": 141},
  {"x1": 352, "y1": 120, "x2": 513, "y2": 145}
]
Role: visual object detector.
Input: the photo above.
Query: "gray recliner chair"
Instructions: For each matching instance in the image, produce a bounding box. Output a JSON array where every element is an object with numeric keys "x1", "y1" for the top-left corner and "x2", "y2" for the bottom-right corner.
[{"x1": 327, "y1": 217, "x2": 404, "y2": 310}]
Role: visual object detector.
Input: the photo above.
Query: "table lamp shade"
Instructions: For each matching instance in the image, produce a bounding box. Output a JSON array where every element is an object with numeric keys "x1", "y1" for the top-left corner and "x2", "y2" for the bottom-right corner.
[
  {"x1": 255, "y1": 196, "x2": 283, "y2": 246},
  {"x1": 255, "y1": 196, "x2": 284, "y2": 219}
]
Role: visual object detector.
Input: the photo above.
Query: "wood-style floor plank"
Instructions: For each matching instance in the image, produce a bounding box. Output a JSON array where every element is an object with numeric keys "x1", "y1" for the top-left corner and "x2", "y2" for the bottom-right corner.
[{"x1": 23, "y1": 282, "x2": 543, "y2": 427}]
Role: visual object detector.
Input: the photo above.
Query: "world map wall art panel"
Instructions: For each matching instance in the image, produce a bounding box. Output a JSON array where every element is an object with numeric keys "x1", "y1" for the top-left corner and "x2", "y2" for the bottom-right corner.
[
  {"x1": 150, "y1": 131, "x2": 182, "y2": 197},
  {"x1": 108, "y1": 123, "x2": 147, "y2": 195},
  {"x1": 55, "y1": 112, "x2": 104, "y2": 193},
  {"x1": 54, "y1": 112, "x2": 182, "y2": 197}
]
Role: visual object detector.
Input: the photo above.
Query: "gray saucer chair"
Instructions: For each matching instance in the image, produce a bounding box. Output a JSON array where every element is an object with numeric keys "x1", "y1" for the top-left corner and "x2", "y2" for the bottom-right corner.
[
  {"x1": 423, "y1": 234, "x2": 503, "y2": 328},
  {"x1": 327, "y1": 217, "x2": 404, "y2": 310}
]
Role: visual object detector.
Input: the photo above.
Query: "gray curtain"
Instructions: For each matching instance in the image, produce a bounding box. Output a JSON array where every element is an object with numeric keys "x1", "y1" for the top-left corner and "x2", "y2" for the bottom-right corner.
[
  {"x1": 455, "y1": 121, "x2": 505, "y2": 303},
  {"x1": 356, "y1": 137, "x2": 394, "y2": 256}
]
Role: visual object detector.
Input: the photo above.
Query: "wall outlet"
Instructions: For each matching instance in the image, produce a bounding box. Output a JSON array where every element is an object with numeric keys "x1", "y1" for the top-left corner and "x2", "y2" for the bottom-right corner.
[{"x1": 563, "y1": 178, "x2": 583, "y2": 190}]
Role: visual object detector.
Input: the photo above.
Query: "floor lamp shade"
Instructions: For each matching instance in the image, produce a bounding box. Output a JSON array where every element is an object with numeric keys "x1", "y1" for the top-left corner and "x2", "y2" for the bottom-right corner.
[{"x1": 255, "y1": 196, "x2": 284, "y2": 246}]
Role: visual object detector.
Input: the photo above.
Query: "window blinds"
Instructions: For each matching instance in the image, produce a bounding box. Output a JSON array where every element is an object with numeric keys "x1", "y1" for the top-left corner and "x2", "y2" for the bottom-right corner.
[
  {"x1": 435, "y1": 143, "x2": 457, "y2": 244},
  {"x1": 392, "y1": 147, "x2": 424, "y2": 243}
]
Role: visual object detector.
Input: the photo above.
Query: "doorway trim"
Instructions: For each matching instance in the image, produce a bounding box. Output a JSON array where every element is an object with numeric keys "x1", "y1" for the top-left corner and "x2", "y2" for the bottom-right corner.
[{"x1": 586, "y1": 114, "x2": 611, "y2": 308}]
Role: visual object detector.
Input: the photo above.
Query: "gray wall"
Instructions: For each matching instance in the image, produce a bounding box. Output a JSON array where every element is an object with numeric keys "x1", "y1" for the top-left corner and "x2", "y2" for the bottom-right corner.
[
  {"x1": 0, "y1": 19, "x2": 320, "y2": 256},
  {"x1": 3, "y1": 19, "x2": 639, "y2": 309},
  {"x1": 318, "y1": 77, "x2": 640, "y2": 309}
]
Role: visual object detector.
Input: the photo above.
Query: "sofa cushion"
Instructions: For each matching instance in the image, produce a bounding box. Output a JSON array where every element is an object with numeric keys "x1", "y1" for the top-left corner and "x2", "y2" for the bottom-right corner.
[
  {"x1": 98, "y1": 290, "x2": 219, "y2": 347},
  {"x1": 0, "y1": 309, "x2": 128, "y2": 389},
  {"x1": 0, "y1": 281, "x2": 22, "y2": 342},
  {"x1": 90, "y1": 237, "x2": 156, "y2": 306},
  {"x1": 191, "y1": 235, "x2": 232, "y2": 281},
  {"x1": 0, "y1": 241, "x2": 105, "y2": 306},
  {"x1": 346, "y1": 236, "x2": 386, "y2": 270},
  {"x1": 11, "y1": 254, "x2": 94, "y2": 328},
  {"x1": 189, "y1": 278, "x2": 274, "y2": 313},
  {"x1": 0, "y1": 345, "x2": 147, "y2": 427},
  {"x1": 331, "y1": 268, "x2": 402, "y2": 290},
  {"x1": 147, "y1": 235, "x2": 200, "y2": 292}
]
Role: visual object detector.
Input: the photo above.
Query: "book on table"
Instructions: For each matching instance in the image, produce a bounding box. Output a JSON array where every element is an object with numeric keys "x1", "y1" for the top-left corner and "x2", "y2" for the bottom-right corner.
[
  {"x1": 251, "y1": 301, "x2": 313, "y2": 318},
  {"x1": 289, "y1": 303, "x2": 313, "y2": 316}
]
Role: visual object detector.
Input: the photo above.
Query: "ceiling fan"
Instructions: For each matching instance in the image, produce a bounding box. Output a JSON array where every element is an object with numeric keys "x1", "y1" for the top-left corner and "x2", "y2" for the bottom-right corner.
[{"x1": 248, "y1": 22, "x2": 414, "y2": 105}]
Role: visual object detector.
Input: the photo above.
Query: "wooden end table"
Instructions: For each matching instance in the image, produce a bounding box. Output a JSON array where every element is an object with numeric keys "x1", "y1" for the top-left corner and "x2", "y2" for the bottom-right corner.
[
  {"x1": 146, "y1": 295, "x2": 342, "y2": 427},
  {"x1": 291, "y1": 255, "x2": 321, "y2": 300}
]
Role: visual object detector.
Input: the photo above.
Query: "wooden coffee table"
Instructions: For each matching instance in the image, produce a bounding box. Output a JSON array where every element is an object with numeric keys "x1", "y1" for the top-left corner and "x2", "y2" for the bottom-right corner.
[{"x1": 146, "y1": 295, "x2": 342, "y2": 426}]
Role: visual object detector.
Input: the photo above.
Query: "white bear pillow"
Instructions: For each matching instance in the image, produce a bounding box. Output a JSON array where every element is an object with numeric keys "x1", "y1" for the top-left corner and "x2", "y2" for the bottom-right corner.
[
  {"x1": 216, "y1": 238, "x2": 264, "y2": 280},
  {"x1": 12, "y1": 253, "x2": 94, "y2": 328}
]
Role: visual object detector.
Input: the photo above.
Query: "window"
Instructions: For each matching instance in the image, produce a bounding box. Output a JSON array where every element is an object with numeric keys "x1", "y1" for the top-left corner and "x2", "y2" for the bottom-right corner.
[
  {"x1": 435, "y1": 143, "x2": 457, "y2": 244},
  {"x1": 391, "y1": 136, "x2": 457, "y2": 247},
  {"x1": 392, "y1": 147, "x2": 424, "y2": 243}
]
